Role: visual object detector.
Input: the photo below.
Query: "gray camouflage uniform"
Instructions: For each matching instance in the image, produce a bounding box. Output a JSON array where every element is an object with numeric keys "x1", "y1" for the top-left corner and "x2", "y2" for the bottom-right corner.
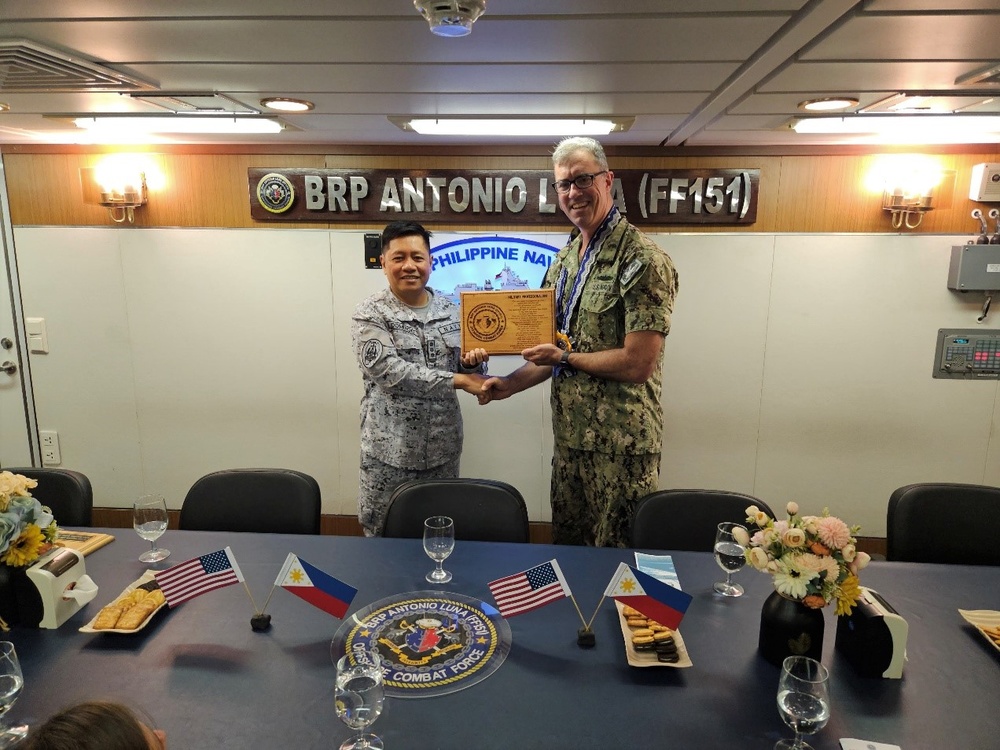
[
  {"x1": 545, "y1": 212, "x2": 678, "y2": 547},
  {"x1": 351, "y1": 287, "x2": 485, "y2": 535}
]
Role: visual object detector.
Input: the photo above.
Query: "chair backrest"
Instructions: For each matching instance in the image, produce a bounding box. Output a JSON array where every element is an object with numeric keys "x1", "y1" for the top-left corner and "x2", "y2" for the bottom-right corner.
[
  {"x1": 630, "y1": 489, "x2": 774, "y2": 551},
  {"x1": 179, "y1": 468, "x2": 321, "y2": 534},
  {"x1": 887, "y1": 482, "x2": 1000, "y2": 565},
  {"x1": 382, "y1": 478, "x2": 530, "y2": 542},
  {"x1": 4, "y1": 467, "x2": 93, "y2": 527}
]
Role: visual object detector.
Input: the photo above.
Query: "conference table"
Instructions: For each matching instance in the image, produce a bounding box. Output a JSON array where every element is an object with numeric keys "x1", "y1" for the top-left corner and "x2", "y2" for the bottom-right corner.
[{"x1": 9, "y1": 529, "x2": 1000, "y2": 749}]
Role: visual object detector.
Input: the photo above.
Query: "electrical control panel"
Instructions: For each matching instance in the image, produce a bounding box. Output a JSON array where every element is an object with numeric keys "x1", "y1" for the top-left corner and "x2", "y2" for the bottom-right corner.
[
  {"x1": 933, "y1": 329, "x2": 1000, "y2": 379},
  {"x1": 947, "y1": 245, "x2": 1000, "y2": 291}
]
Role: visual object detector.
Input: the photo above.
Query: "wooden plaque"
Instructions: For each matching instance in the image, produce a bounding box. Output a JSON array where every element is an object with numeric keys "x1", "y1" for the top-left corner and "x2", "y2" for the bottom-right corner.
[{"x1": 460, "y1": 289, "x2": 556, "y2": 355}]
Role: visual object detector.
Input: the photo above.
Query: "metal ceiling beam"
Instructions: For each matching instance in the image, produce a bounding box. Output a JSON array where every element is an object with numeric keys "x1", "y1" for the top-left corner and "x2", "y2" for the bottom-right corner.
[{"x1": 662, "y1": 0, "x2": 865, "y2": 147}]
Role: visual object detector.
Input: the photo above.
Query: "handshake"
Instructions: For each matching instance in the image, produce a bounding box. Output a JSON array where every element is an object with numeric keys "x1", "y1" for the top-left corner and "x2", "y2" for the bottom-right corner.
[{"x1": 455, "y1": 343, "x2": 568, "y2": 405}]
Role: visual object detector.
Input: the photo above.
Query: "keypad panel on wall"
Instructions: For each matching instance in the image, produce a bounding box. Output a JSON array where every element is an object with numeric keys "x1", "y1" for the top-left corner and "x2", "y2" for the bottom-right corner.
[{"x1": 934, "y1": 329, "x2": 1000, "y2": 379}]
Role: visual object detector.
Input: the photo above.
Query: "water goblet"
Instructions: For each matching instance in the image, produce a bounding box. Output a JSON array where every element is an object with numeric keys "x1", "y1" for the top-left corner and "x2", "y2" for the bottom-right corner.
[
  {"x1": 133, "y1": 494, "x2": 171, "y2": 563},
  {"x1": 423, "y1": 515, "x2": 454, "y2": 584},
  {"x1": 335, "y1": 648, "x2": 385, "y2": 750},
  {"x1": 775, "y1": 655, "x2": 830, "y2": 750},
  {"x1": 713, "y1": 521, "x2": 747, "y2": 596},
  {"x1": 0, "y1": 642, "x2": 27, "y2": 748}
]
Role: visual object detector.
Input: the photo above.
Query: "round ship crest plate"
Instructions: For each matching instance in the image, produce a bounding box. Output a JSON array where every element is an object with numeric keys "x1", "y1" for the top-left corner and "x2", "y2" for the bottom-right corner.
[{"x1": 331, "y1": 590, "x2": 511, "y2": 698}]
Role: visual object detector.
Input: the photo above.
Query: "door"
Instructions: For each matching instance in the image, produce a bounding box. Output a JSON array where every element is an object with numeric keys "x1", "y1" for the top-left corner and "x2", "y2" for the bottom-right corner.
[{"x1": 0, "y1": 158, "x2": 37, "y2": 467}]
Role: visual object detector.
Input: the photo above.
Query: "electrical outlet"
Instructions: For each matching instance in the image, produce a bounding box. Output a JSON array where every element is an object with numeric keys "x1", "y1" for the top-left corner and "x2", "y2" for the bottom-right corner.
[{"x1": 40, "y1": 430, "x2": 61, "y2": 465}]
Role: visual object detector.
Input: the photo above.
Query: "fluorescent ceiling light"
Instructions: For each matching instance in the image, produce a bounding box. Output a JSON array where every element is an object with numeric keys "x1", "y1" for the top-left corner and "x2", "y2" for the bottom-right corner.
[
  {"x1": 792, "y1": 115, "x2": 1000, "y2": 137},
  {"x1": 71, "y1": 115, "x2": 284, "y2": 135},
  {"x1": 390, "y1": 116, "x2": 633, "y2": 136}
]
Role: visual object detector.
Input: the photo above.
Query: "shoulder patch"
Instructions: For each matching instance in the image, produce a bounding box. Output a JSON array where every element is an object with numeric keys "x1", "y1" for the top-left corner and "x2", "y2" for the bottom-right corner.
[
  {"x1": 361, "y1": 339, "x2": 384, "y2": 368},
  {"x1": 620, "y1": 258, "x2": 646, "y2": 287}
]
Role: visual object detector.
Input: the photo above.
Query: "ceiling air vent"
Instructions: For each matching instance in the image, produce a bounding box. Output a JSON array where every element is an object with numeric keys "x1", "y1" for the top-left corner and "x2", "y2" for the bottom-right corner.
[{"x1": 0, "y1": 39, "x2": 154, "y2": 93}]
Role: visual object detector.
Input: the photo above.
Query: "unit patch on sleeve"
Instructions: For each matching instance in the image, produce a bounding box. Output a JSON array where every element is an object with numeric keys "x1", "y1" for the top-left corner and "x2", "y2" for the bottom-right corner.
[{"x1": 361, "y1": 339, "x2": 384, "y2": 368}]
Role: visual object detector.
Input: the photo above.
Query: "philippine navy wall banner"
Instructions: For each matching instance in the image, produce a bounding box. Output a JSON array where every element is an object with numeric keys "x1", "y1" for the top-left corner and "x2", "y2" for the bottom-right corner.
[
  {"x1": 332, "y1": 591, "x2": 512, "y2": 698},
  {"x1": 428, "y1": 234, "x2": 561, "y2": 304}
]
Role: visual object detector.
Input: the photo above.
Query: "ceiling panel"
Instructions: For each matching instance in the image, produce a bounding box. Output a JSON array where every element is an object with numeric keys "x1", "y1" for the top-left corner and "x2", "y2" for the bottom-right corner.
[{"x1": 0, "y1": 0, "x2": 997, "y2": 148}]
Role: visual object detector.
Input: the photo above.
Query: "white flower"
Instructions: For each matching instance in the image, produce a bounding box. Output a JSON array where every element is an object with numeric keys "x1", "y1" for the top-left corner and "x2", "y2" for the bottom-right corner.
[
  {"x1": 781, "y1": 527, "x2": 807, "y2": 548},
  {"x1": 748, "y1": 547, "x2": 769, "y2": 570},
  {"x1": 786, "y1": 501, "x2": 799, "y2": 516},
  {"x1": 851, "y1": 551, "x2": 871, "y2": 574},
  {"x1": 772, "y1": 558, "x2": 816, "y2": 599},
  {"x1": 732, "y1": 525, "x2": 750, "y2": 547},
  {"x1": 841, "y1": 543, "x2": 857, "y2": 562}
]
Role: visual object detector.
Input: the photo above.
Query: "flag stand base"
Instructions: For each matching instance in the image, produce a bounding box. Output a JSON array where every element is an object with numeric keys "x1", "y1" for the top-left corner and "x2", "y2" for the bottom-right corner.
[
  {"x1": 577, "y1": 627, "x2": 595, "y2": 648},
  {"x1": 251, "y1": 613, "x2": 272, "y2": 632}
]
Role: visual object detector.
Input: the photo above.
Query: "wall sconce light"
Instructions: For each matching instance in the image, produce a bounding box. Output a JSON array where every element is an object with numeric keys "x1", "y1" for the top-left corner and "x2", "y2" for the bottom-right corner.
[
  {"x1": 882, "y1": 186, "x2": 935, "y2": 229},
  {"x1": 80, "y1": 159, "x2": 149, "y2": 224},
  {"x1": 866, "y1": 155, "x2": 944, "y2": 230}
]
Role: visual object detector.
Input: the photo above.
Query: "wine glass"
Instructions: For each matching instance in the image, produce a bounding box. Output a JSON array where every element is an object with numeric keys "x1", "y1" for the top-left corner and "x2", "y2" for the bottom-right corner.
[
  {"x1": 0, "y1": 642, "x2": 27, "y2": 748},
  {"x1": 423, "y1": 515, "x2": 454, "y2": 584},
  {"x1": 713, "y1": 521, "x2": 747, "y2": 596},
  {"x1": 775, "y1": 655, "x2": 830, "y2": 750},
  {"x1": 335, "y1": 648, "x2": 385, "y2": 750},
  {"x1": 133, "y1": 494, "x2": 171, "y2": 563}
]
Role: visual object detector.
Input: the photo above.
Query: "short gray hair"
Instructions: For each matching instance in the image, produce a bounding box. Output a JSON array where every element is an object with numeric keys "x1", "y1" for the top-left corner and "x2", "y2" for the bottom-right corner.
[{"x1": 552, "y1": 137, "x2": 608, "y2": 170}]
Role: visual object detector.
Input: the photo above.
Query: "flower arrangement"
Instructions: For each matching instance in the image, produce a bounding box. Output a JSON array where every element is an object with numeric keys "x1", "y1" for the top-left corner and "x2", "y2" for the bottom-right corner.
[
  {"x1": 737, "y1": 502, "x2": 870, "y2": 616},
  {"x1": 0, "y1": 471, "x2": 58, "y2": 567}
]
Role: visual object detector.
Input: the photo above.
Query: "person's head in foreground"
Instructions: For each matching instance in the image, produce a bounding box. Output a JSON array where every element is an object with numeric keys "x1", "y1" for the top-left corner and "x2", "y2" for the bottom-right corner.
[{"x1": 24, "y1": 701, "x2": 166, "y2": 750}]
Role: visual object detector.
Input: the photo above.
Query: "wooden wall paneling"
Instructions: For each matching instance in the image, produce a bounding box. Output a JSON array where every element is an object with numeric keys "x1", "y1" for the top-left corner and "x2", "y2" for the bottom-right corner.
[{"x1": 4, "y1": 147, "x2": 1000, "y2": 232}]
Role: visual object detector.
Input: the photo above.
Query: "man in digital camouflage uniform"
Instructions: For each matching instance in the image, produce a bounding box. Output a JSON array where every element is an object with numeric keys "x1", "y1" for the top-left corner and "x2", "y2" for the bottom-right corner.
[
  {"x1": 480, "y1": 137, "x2": 678, "y2": 547},
  {"x1": 352, "y1": 221, "x2": 489, "y2": 536}
]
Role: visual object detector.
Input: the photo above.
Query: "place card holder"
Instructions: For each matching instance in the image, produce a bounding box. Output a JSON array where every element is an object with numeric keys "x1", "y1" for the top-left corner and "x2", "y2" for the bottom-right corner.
[{"x1": 835, "y1": 587, "x2": 908, "y2": 679}]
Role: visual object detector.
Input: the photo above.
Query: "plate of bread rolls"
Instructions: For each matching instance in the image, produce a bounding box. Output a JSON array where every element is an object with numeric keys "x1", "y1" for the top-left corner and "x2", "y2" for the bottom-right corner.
[
  {"x1": 79, "y1": 571, "x2": 168, "y2": 633},
  {"x1": 958, "y1": 609, "x2": 1000, "y2": 655}
]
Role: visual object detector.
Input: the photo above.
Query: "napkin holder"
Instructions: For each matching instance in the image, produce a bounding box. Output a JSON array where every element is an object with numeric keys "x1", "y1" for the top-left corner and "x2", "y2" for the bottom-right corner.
[
  {"x1": 835, "y1": 586, "x2": 907, "y2": 679},
  {"x1": 23, "y1": 548, "x2": 99, "y2": 629}
]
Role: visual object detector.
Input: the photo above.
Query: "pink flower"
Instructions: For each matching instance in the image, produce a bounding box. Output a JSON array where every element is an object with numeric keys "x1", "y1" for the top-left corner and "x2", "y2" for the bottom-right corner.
[{"x1": 815, "y1": 516, "x2": 851, "y2": 549}]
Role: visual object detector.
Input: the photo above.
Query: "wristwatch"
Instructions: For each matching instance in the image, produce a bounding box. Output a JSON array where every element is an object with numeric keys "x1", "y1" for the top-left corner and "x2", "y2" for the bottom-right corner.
[{"x1": 560, "y1": 350, "x2": 571, "y2": 366}]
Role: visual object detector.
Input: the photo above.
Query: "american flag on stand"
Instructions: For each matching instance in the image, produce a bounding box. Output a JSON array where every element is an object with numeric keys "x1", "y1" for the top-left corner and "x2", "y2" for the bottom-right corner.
[
  {"x1": 488, "y1": 559, "x2": 572, "y2": 618},
  {"x1": 154, "y1": 547, "x2": 244, "y2": 608}
]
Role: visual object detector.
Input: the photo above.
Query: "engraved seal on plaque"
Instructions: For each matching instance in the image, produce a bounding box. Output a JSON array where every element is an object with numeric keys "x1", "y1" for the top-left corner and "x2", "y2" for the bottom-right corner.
[{"x1": 466, "y1": 303, "x2": 507, "y2": 343}]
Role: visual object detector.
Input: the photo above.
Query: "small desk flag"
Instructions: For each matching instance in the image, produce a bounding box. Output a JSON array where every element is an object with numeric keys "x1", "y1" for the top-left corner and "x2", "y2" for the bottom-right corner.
[
  {"x1": 488, "y1": 559, "x2": 572, "y2": 618},
  {"x1": 275, "y1": 553, "x2": 357, "y2": 619},
  {"x1": 154, "y1": 547, "x2": 244, "y2": 608},
  {"x1": 604, "y1": 562, "x2": 693, "y2": 630}
]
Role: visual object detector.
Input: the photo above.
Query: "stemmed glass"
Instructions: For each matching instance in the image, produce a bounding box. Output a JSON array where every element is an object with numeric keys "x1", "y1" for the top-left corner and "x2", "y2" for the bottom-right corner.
[
  {"x1": 0, "y1": 642, "x2": 27, "y2": 748},
  {"x1": 775, "y1": 655, "x2": 831, "y2": 750},
  {"x1": 423, "y1": 516, "x2": 454, "y2": 584},
  {"x1": 713, "y1": 521, "x2": 747, "y2": 596},
  {"x1": 133, "y1": 494, "x2": 171, "y2": 563},
  {"x1": 335, "y1": 648, "x2": 385, "y2": 750}
]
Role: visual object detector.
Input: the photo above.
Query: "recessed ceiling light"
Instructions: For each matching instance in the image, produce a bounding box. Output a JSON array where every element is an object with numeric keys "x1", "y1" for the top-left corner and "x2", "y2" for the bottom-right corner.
[
  {"x1": 260, "y1": 97, "x2": 314, "y2": 113},
  {"x1": 389, "y1": 116, "x2": 634, "y2": 136},
  {"x1": 798, "y1": 97, "x2": 860, "y2": 112}
]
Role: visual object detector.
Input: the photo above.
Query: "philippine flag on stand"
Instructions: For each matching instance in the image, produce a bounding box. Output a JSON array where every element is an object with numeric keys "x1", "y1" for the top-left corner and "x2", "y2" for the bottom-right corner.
[
  {"x1": 275, "y1": 553, "x2": 357, "y2": 619},
  {"x1": 604, "y1": 562, "x2": 693, "y2": 630}
]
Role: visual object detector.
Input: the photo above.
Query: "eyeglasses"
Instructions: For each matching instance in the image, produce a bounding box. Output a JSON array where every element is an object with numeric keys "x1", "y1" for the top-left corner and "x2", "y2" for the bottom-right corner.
[{"x1": 551, "y1": 170, "x2": 608, "y2": 194}]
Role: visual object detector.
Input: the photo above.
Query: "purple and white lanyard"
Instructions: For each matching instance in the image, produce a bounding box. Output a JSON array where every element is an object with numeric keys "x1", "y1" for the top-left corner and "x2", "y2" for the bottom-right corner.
[{"x1": 553, "y1": 206, "x2": 621, "y2": 375}]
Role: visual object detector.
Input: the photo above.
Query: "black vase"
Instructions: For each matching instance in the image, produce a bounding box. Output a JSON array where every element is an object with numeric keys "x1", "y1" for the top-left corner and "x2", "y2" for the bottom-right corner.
[
  {"x1": 0, "y1": 563, "x2": 42, "y2": 628},
  {"x1": 758, "y1": 589, "x2": 825, "y2": 666}
]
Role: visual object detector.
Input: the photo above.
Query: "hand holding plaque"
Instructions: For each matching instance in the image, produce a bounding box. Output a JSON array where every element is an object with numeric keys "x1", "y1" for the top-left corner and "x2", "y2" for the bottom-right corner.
[{"x1": 460, "y1": 289, "x2": 556, "y2": 355}]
